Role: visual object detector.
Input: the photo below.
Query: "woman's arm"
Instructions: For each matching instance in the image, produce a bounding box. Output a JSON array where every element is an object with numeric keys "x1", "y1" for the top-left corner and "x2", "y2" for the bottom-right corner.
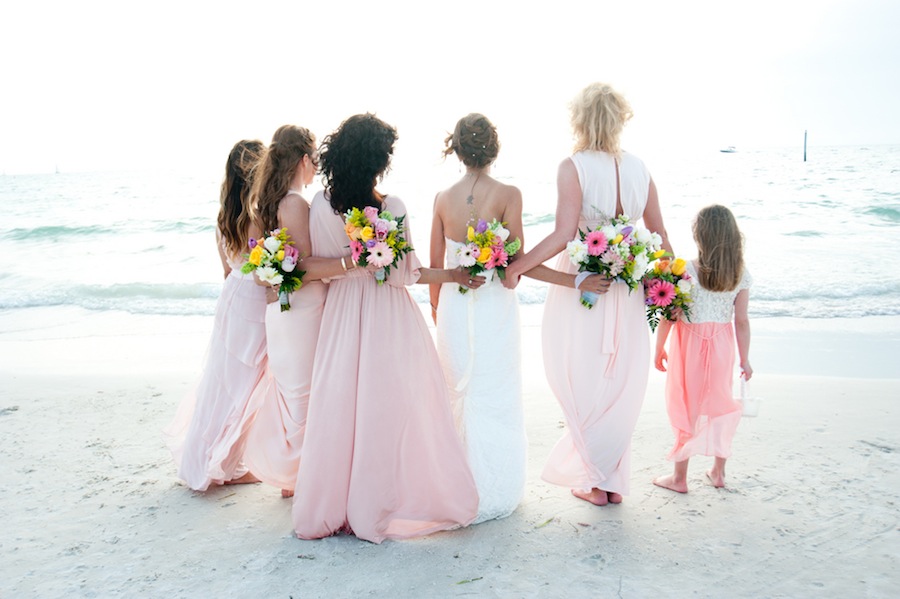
[
  {"x1": 654, "y1": 318, "x2": 673, "y2": 372},
  {"x1": 429, "y1": 194, "x2": 446, "y2": 323},
  {"x1": 504, "y1": 158, "x2": 583, "y2": 287},
  {"x1": 733, "y1": 289, "x2": 752, "y2": 380},
  {"x1": 278, "y1": 195, "x2": 351, "y2": 282},
  {"x1": 642, "y1": 178, "x2": 674, "y2": 255},
  {"x1": 215, "y1": 228, "x2": 231, "y2": 279}
]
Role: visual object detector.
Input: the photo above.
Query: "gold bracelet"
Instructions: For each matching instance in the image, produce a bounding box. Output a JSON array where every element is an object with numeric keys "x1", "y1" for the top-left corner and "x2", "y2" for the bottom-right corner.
[{"x1": 341, "y1": 256, "x2": 348, "y2": 271}]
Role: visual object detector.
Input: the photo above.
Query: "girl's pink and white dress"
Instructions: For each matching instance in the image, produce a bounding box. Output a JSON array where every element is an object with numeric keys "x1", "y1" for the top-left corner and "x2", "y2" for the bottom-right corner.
[
  {"x1": 291, "y1": 192, "x2": 478, "y2": 543},
  {"x1": 541, "y1": 150, "x2": 652, "y2": 496},
  {"x1": 436, "y1": 240, "x2": 527, "y2": 524},
  {"x1": 241, "y1": 193, "x2": 327, "y2": 491},
  {"x1": 664, "y1": 261, "x2": 751, "y2": 462},
  {"x1": 163, "y1": 243, "x2": 268, "y2": 491}
]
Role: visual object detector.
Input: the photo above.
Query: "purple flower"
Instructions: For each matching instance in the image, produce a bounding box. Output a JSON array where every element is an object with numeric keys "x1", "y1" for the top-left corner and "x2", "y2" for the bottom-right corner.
[
  {"x1": 248, "y1": 238, "x2": 257, "y2": 249},
  {"x1": 620, "y1": 226, "x2": 633, "y2": 238},
  {"x1": 475, "y1": 219, "x2": 488, "y2": 234},
  {"x1": 366, "y1": 239, "x2": 377, "y2": 248}
]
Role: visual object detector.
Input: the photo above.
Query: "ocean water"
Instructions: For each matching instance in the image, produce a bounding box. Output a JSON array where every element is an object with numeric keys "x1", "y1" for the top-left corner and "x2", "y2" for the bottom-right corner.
[{"x1": 1, "y1": 145, "x2": 898, "y2": 320}]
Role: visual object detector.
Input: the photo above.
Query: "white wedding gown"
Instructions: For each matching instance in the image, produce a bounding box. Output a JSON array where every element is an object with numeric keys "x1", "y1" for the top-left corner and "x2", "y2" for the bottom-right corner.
[{"x1": 435, "y1": 238, "x2": 527, "y2": 524}]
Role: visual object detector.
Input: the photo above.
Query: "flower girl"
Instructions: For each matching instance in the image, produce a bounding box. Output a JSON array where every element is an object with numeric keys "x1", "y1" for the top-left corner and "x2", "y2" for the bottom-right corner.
[{"x1": 652, "y1": 204, "x2": 752, "y2": 492}]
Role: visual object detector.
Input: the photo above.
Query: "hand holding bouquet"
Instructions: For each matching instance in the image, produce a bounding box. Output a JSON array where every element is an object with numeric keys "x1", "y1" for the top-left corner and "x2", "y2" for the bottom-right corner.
[
  {"x1": 454, "y1": 218, "x2": 522, "y2": 294},
  {"x1": 566, "y1": 214, "x2": 663, "y2": 309},
  {"x1": 644, "y1": 256, "x2": 693, "y2": 331},
  {"x1": 241, "y1": 228, "x2": 305, "y2": 312},
  {"x1": 344, "y1": 205, "x2": 411, "y2": 285}
]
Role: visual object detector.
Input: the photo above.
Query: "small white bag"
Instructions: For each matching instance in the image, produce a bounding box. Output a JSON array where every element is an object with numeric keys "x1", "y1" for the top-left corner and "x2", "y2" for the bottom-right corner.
[{"x1": 738, "y1": 376, "x2": 762, "y2": 417}]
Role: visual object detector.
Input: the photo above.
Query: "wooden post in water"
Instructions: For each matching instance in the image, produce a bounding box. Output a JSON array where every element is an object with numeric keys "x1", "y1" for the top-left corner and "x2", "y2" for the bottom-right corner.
[{"x1": 803, "y1": 130, "x2": 807, "y2": 162}]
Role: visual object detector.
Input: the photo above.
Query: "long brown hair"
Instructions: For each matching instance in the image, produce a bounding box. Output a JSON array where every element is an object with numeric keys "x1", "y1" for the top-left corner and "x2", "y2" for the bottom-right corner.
[
  {"x1": 250, "y1": 125, "x2": 317, "y2": 233},
  {"x1": 693, "y1": 204, "x2": 744, "y2": 292},
  {"x1": 218, "y1": 139, "x2": 264, "y2": 257}
]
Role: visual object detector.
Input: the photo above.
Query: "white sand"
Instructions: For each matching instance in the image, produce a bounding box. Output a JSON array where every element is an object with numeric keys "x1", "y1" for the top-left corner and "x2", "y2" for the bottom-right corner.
[{"x1": 1, "y1": 306, "x2": 899, "y2": 597}]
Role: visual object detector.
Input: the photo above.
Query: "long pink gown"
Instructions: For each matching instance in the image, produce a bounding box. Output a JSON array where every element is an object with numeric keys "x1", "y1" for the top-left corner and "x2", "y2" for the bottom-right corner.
[
  {"x1": 242, "y1": 193, "x2": 327, "y2": 491},
  {"x1": 163, "y1": 242, "x2": 268, "y2": 491},
  {"x1": 291, "y1": 192, "x2": 478, "y2": 543},
  {"x1": 541, "y1": 150, "x2": 652, "y2": 496},
  {"x1": 664, "y1": 262, "x2": 751, "y2": 461}
]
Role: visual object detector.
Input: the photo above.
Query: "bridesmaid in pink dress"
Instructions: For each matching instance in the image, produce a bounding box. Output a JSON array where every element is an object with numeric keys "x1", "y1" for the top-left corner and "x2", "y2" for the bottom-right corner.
[
  {"x1": 164, "y1": 139, "x2": 271, "y2": 491},
  {"x1": 291, "y1": 113, "x2": 479, "y2": 543},
  {"x1": 239, "y1": 125, "x2": 352, "y2": 497},
  {"x1": 653, "y1": 205, "x2": 752, "y2": 492},
  {"x1": 505, "y1": 82, "x2": 673, "y2": 506}
]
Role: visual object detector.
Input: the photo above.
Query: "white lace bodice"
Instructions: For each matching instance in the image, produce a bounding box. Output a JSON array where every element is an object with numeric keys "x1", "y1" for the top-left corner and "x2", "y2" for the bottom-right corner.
[{"x1": 686, "y1": 261, "x2": 752, "y2": 323}]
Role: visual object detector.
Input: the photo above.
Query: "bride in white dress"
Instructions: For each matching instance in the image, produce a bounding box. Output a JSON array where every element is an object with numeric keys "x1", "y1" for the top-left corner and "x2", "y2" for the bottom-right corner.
[{"x1": 429, "y1": 114, "x2": 527, "y2": 523}]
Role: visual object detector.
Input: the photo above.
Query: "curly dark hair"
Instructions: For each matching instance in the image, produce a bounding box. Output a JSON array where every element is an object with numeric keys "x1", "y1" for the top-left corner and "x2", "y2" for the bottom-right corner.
[
  {"x1": 218, "y1": 139, "x2": 264, "y2": 257},
  {"x1": 251, "y1": 125, "x2": 317, "y2": 233},
  {"x1": 320, "y1": 113, "x2": 398, "y2": 214},
  {"x1": 443, "y1": 113, "x2": 499, "y2": 168}
]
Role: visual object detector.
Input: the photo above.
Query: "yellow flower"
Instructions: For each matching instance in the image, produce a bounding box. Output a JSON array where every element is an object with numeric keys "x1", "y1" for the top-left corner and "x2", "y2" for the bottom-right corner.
[
  {"x1": 477, "y1": 246, "x2": 492, "y2": 264},
  {"x1": 671, "y1": 258, "x2": 687, "y2": 276},
  {"x1": 652, "y1": 249, "x2": 667, "y2": 259},
  {"x1": 248, "y1": 246, "x2": 263, "y2": 266},
  {"x1": 612, "y1": 234, "x2": 624, "y2": 245},
  {"x1": 276, "y1": 250, "x2": 285, "y2": 261},
  {"x1": 467, "y1": 226, "x2": 475, "y2": 242},
  {"x1": 360, "y1": 226, "x2": 374, "y2": 242}
]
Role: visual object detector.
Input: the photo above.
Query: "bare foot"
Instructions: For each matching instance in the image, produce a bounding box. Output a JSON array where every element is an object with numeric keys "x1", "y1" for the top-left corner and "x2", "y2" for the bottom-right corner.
[
  {"x1": 607, "y1": 492, "x2": 623, "y2": 504},
  {"x1": 224, "y1": 472, "x2": 261, "y2": 485},
  {"x1": 281, "y1": 488, "x2": 294, "y2": 498},
  {"x1": 571, "y1": 488, "x2": 608, "y2": 506},
  {"x1": 706, "y1": 470, "x2": 725, "y2": 488},
  {"x1": 652, "y1": 474, "x2": 688, "y2": 493}
]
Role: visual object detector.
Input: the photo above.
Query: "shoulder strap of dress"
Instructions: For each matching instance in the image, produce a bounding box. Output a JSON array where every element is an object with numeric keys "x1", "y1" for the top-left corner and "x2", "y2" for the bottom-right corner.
[{"x1": 614, "y1": 157, "x2": 623, "y2": 217}]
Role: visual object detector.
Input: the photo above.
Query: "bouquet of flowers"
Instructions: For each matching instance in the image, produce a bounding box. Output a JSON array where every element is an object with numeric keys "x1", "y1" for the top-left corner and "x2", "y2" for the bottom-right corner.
[
  {"x1": 566, "y1": 214, "x2": 663, "y2": 309},
  {"x1": 644, "y1": 256, "x2": 694, "y2": 332},
  {"x1": 454, "y1": 218, "x2": 522, "y2": 294},
  {"x1": 240, "y1": 228, "x2": 305, "y2": 312},
  {"x1": 344, "y1": 205, "x2": 411, "y2": 285}
]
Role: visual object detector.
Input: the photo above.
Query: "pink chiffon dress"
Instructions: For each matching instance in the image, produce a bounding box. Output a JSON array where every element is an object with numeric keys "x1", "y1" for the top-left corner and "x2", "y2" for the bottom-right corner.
[
  {"x1": 163, "y1": 240, "x2": 268, "y2": 491},
  {"x1": 241, "y1": 192, "x2": 327, "y2": 491},
  {"x1": 663, "y1": 261, "x2": 752, "y2": 462},
  {"x1": 291, "y1": 192, "x2": 478, "y2": 543},
  {"x1": 541, "y1": 150, "x2": 652, "y2": 496}
]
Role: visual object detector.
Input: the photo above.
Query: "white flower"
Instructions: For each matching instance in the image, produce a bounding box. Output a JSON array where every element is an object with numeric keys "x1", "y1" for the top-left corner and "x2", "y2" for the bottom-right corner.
[
  {"x1": 650, "y1": 233, "x2": 663, "y2": 248},
  {"x1": 633, "y1": 253, "x2": 649, "y2": 277},
  {"x1": 257, "y1": 266, "x2": 283, "y2": 285},
  {"x1": 601, "y1": 225, "x2": 617, "y2": 241},
  {"x1": 282, "y1": 257, "x2": 296, "y2": 273},
  {"x1": 566, "y1": 239, "x2": 588, "y2": 265},
  {"x1": 388, "y1": 220, "x2": 398, "y2": 232},
  {"x1": 263, "y1": 236, "x2": 281, "y2": 253},
  {"x1": 494, "y1": 224, "x2": 510, "y2": 242},
  {"x1": 457, "y1": 244, "x2": 478, "y2": 268},
  {"x1": 634, "y1": 227, "x2": 652, "y2": 244},
  {"x1": 677, "y1": 279, "x2": 693, "y2": 294}
]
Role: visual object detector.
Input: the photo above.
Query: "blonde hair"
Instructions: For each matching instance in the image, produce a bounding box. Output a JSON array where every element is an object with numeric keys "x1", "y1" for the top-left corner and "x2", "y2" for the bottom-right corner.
[
  {"x1": 693, "y1": 204, "x2": 744, "y2": 292},
  {"x1": 570, "y1": 82, "x2": 633, "y2": 156}
]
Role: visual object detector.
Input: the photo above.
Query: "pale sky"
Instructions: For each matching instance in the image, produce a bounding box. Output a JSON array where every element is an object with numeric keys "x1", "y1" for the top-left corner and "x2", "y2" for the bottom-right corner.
[{"x1": 1, "y1": 0, "x2": 898, "y2": 174}]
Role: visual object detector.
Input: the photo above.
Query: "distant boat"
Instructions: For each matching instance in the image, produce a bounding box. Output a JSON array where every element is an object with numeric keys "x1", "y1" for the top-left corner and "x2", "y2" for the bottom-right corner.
[{"x1": 720, "y1": 146, "x2": 737, "y2": 153}]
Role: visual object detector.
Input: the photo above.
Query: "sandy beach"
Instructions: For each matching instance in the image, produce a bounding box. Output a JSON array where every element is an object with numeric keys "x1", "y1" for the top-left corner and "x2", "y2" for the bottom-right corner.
[{"x1": 1, "y1": 305, "x2": 898, "y2": 598}]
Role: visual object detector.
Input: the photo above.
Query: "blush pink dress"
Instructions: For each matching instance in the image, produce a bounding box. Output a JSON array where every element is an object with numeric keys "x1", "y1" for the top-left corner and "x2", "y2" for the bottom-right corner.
[
  {"x1": 241, "y1": 192, "x2": 327, "y2": 491},
  {"x1": 664, "y1": 261, "x2": 751, "y2": 462},
  {"x1": 163, "y1": 239, "x2": 268, "y2": 491},
  {"x1": 541, "y1": 150, "x2": 652, "y2": 496},
  {"x1": 291, "y1": 192, "x2": 478, "y2": 543}
]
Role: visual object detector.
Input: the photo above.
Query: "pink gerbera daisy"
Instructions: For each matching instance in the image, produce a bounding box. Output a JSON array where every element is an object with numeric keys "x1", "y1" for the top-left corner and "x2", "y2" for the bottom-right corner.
[
  {"x1": 585, "y1": 230, "x2": 608, "y2": 256},
  {"x1": 366, "y1": 241, "x2": 394, "y2": 268},
  {"x1": 648, "y1": 280, "x2": 676, "y2": 307}
]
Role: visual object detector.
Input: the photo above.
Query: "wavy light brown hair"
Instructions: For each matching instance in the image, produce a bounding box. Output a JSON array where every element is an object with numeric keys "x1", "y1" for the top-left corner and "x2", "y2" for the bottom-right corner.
[
  {"x1": 570, "y1": 82, "x2": 633, "y2": 156},
  {"x1": 693, "y1": 204, "x2": 744, "y2": 292},
  {"x1": 218, "y1": 139, "x2": 264, "y2": 257},
  {"x1": 443, "y1": 113, "x2": 500, "y2": 168},
  {"x1": 251, "y1": 125, "x2": 317, "y2": 233}
]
